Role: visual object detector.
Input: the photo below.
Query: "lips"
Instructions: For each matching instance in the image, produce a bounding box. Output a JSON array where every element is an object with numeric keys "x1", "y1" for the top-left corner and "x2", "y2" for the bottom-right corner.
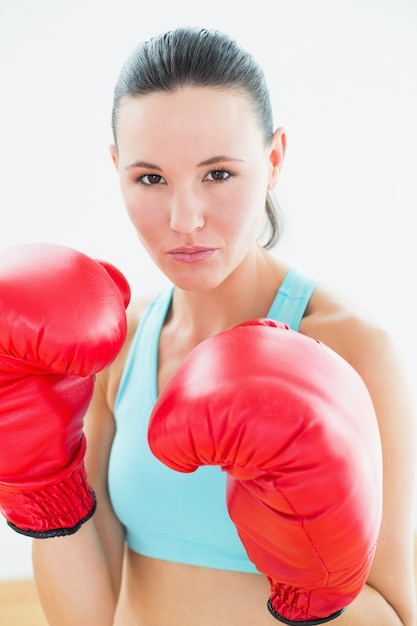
[{"x1": 167, "y1": 246, "x2": 216, "y2": 264}]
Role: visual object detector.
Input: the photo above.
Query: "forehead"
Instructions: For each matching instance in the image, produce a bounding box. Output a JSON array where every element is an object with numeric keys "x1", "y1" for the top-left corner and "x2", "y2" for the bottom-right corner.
[{"x1": 115, "y1": 86, "x2": 263, "y2": 151}]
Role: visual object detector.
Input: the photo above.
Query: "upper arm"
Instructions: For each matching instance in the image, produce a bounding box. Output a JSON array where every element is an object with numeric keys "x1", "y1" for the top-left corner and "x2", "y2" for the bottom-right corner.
[{"x1": 301, "y1": 291, "x2": 417, "y2": 625}]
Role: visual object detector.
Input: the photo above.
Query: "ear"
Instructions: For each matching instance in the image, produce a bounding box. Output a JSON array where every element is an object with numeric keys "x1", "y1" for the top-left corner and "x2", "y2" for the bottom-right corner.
[
  {"x1": 109, "y1": 144, "x2": 119, "y2": 171},
  {"x1": 267, "y1": 127, "x2": 286, "y2": 190}
]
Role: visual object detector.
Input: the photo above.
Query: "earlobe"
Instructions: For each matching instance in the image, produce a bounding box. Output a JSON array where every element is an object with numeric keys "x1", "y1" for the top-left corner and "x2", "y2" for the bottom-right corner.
[{"x1": 268, "y1": 127, "x2": 286, "y2": 190}]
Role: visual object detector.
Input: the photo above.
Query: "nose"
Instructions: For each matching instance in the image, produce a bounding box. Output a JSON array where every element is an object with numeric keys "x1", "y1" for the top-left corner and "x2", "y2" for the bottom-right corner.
[{"x1": 169, "y1": 188, "x2": 205, "y2": 234}]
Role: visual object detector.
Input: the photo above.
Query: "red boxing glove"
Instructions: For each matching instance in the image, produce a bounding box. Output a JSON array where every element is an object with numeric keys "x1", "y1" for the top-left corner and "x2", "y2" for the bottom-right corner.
[
  {"x1": 0, "y1": 243, "x2": 130, "y2": 538},
  {"x1": 148, "y1": 319, "x2": 382, "y2": 624}
]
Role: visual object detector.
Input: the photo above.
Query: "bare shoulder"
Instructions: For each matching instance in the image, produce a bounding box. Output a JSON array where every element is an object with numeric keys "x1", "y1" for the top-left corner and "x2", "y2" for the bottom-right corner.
[{"x1": 300, "y1": 282, "x2": 401, "y2": 378}]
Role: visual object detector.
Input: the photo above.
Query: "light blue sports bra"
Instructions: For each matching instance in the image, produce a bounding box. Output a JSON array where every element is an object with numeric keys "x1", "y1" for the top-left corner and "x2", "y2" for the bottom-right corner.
[{"x1": 108, "y1": 268, "x2": 318, "y2": 573}]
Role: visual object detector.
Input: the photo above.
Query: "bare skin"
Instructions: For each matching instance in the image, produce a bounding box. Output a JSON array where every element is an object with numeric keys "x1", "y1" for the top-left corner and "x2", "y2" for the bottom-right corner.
[{"x1": 33, "y1": 86, "x2": 416, "y2": 626}]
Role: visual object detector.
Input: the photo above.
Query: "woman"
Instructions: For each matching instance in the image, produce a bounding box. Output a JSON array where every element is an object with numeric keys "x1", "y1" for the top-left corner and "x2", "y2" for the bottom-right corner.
[{"x1": 32, "y1": 27, "x2": 416, "y2": 625}]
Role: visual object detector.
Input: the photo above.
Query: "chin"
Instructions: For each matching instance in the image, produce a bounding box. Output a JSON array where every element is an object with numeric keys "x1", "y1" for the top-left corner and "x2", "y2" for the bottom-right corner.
[{"x1": 168, "y1": 268, "x2": 226, "y2": 292}]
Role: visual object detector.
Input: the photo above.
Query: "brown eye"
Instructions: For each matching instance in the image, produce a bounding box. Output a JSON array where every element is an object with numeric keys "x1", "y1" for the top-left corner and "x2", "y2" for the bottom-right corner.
[
  {"x1": 140, "y1": 174, "x2": 166, "y2": 185},
  {"x1": 205, "y1": 169, "x2": 232, "y2": 182}
]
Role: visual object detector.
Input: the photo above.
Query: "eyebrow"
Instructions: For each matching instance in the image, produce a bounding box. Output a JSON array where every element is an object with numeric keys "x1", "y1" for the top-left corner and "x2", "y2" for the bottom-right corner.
[
  {"x1": 198, "y1": 155, "x2": 245, "y2": 167},
  {"x1": 125, "y1": 155, "x2": 245, "y2": 171},
  {"x1": 126, "y1": 160, "x2": 162, "y2": 171}
]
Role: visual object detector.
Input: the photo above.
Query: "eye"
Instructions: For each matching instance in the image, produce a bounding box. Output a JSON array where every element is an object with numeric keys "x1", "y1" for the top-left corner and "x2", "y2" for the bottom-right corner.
[
  {"x1": 137, "y1": 173, "x2": 166, "y2": 186},
  {"x1": 204, "y1": 169, "x2": 232, "y2": 182}
]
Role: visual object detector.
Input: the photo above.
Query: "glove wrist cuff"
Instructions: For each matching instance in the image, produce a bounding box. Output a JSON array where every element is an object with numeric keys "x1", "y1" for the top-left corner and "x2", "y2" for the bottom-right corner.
[
  {"x1": 2, "y1": 466, "x2": 96, "y2": 538},
  {"x1": 267, "y1": 599, "x2": 345, "y2": 625}
]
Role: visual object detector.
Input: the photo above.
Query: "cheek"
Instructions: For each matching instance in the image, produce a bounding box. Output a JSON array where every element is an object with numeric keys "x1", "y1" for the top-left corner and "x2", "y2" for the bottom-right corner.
[
  {"x1": 222, "y1": 185, "x2": 266, "y2": 237},
  {"x1": 122, "y1": 187, "x2": 162, "y2": 240},
  {"x1": 127, "y1": 207, "x2": 160, "y2": 246}
]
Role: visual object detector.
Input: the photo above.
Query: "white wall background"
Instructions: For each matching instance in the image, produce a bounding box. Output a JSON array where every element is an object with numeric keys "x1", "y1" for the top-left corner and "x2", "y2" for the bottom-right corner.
[{"x1": 0, "y1": 0, "x2": 416, "y2": 580}]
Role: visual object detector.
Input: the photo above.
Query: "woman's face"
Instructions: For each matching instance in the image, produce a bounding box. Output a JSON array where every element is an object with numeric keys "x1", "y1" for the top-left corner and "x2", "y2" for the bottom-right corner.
[{"x1": 111, "y1": 86, "x2": 285, "y2": 291}]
